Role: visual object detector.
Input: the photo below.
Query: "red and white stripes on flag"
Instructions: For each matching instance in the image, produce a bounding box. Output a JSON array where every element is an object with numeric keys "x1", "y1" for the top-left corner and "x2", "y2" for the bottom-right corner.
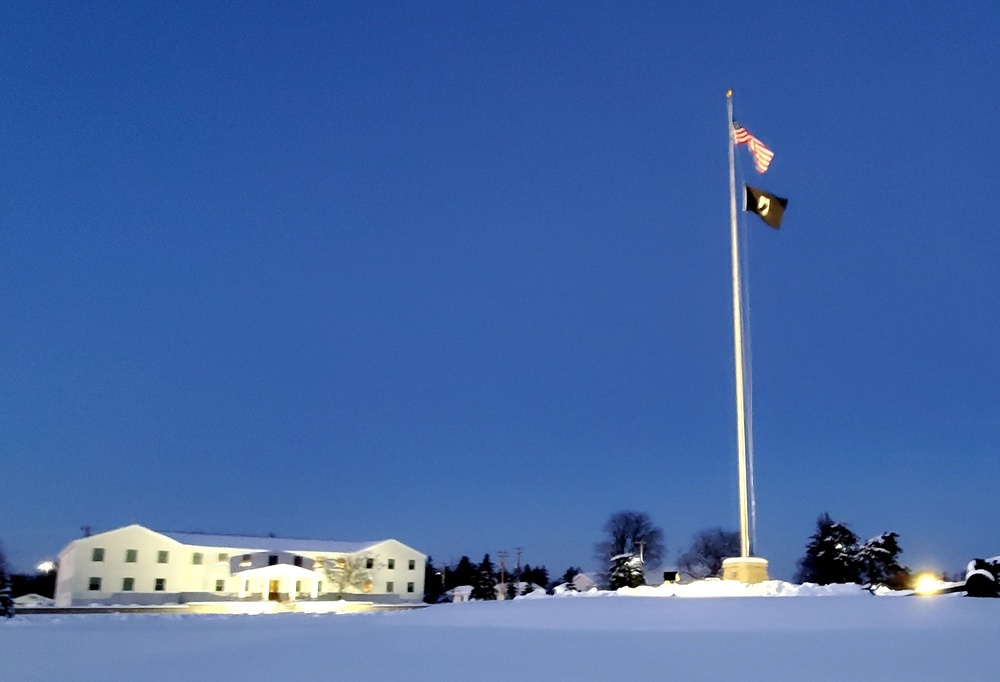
[{"x1": 733, "y1": 121, "x2": 774, "y2": 173}]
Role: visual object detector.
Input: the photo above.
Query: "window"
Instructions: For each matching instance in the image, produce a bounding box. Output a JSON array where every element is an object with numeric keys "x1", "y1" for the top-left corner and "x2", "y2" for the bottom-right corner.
[
  {"x1": 408, "y1": 559, "x2": 416, "y2": 570},
  {"x1": 92, "y1": 548, "x2": 105, "y2": 562},
  {"x1": 407, "y1": 582, "x2": 415, "y2": 593},
  {"x1": 239, "y1": 554, "x2": 252, "y2": 567},
  {"x1": 317, "y1": 581, "x2": 323, "y2": 593},
  {"x1": 365, "y1": 558, "x2": 374, "y2": 569},
  {"x1": 157, "y1": 551, "x2": 169, "y2": 564},
  {"x1": 192, "y1": 552, "x2": 203, "y2": 565},
  {"x1": 217, "y1": 553, "x2": 228, "y2": 564},
  {"x1": 387, "y1": 559, "x2": 395, "y2": 570},
  {"x1": 244, "y1": 581, "x2": 251, "y2": 592},
  {"x1": 123, "y1": 578, "x2": 135, "y2": 591},
  {"x1": 268, "y1": 554, "x2": 278, "y2": 566},
  {"x1": 215, "y1": 580, "x2": 225, "y2": 592},
  {"x1": 295, "y1": 581, "x2": 302, "y2": 592},
  {"x1": 363, "y1": 581, "x2": 373, "y2": 593},
  {"x1": 88, "y1": 577, "x2": 101, "y2": 591},
  {"x1": 386, "y1": 581, "x2": 394, "y2": 592},
  {"x1": 293, "y1": 556, "x2": 303, "y2": 567},
  {"x1": 155, "y1": 578, "x2": 166, "y2": 591},
  {"x1": 125, "y1": 549, "x2": 138, "y2": 563}
]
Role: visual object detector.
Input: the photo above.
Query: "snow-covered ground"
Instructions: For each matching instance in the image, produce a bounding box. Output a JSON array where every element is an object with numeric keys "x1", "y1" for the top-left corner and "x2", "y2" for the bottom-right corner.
[{"x1": 3, "y1": 585, "x2": 997, "y2": 680}]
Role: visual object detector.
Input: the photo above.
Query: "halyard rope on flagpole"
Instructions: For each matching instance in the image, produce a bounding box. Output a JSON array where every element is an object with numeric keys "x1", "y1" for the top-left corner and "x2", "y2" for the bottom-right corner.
[{"x1": 739, "y1": 179, "x2": 759, "y2": 556}]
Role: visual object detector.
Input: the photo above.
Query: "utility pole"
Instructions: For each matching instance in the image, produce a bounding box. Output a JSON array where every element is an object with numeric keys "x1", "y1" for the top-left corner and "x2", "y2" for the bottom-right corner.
[{"x1": 498, "y1": 551, "x2": 508, "y2": 601}]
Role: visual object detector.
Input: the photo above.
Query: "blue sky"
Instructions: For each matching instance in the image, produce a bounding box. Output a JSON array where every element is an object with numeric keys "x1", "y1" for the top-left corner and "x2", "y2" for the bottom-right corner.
[{"x1": 2, "y1": 1, "x2": 998, "y2": 580}]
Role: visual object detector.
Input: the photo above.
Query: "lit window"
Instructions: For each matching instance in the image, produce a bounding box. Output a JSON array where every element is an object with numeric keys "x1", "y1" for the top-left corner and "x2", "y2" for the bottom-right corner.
[
  {"x1": 215, "y1": 580, "x2": 225, "y2": 592},
  {"x1": 192, "y1": 552, "x2": 203, "y2": 565},
  {"x1": 155, "y1": 578, "x2": 166, "y2": 591},
  {"x1": 88, "y1": 577, "x2": 101, "y2": 591},
  {"x1": 386, "y1": 581, "x2": 394, "y2": 592},
  {"x1": 407, "y1": 582, "x2": 415, "y2": 593},
  {"x1": 123, "y1": 578, "x2": 134, "y2": 591},
  {"x1": 125, "y1": 549, "x2": 138, "y2": 563},
  {"x1": 363, "y1": 581, "x2": 373, "y2": 593},
  {"x1": 408, "y1": 559, "x2": 416, "y2": 570},
  {"x1": 157, "y1": 551, "x2": 169, "y2": 564},
  {"x1": 388, "y1": 559, "x2": 395, "y2": 570},
  {"x1": 365, "y1": 558, "x2": 374, "y2": 569},
  {"x1": 92, "y1": 548, "x2": 105, "y2": 562}
]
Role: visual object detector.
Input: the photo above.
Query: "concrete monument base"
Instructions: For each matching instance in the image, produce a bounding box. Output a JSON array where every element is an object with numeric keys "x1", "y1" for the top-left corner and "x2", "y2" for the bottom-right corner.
[{"x1": 721, "y1": 557, "x2": 769, "y2": 584}]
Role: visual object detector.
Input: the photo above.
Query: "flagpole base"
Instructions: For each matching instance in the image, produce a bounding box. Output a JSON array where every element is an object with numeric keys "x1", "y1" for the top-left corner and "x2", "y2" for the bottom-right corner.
[{"x1": 721, "y1": 557, "x2": 769, "y2": 584}]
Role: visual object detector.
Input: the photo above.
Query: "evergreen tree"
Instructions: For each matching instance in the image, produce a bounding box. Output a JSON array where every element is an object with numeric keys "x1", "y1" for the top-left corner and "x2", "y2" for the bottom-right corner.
[
  {"x1": 505, "y1": 579, "x2": 517, "y2": 601},
  {"x1": 446, "y1": 556, "x2": 479, "y2": 590},
  {"x1": 520, "y1": 564, "x2": 549, "y2": 592},
  {"x1": 0, "y1": 542, "x2": 14, "y2": 619},
  {"x1": 795, "y1": 513, "x2": 861, "y2": 585},
  {"x1": 560, "y1": 566, "x2": 581, "y2": 591},
  {"x1": 471, "y1": 554, "x2": 497, "y2": 600},
  {"x1": 856, "y1": 532, "x2": 908, "y2": 587},
  {"x1": 609, "y1": 553, "x2": 644, "y2": 589},
  {"x1": 423, "y1": 557, "x2": 445, "y2": 604}
]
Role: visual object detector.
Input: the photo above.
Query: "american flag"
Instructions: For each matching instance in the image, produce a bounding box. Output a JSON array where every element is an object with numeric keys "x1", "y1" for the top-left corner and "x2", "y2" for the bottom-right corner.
[{"x1": 732, "y1": 121, "x2": 774, "y2": 173}]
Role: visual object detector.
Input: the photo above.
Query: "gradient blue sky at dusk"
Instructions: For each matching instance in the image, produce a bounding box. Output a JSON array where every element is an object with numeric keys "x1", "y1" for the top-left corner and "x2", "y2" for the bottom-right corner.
[{"x1": 2, "y1": 2, "x2": 998, "y2": 580}]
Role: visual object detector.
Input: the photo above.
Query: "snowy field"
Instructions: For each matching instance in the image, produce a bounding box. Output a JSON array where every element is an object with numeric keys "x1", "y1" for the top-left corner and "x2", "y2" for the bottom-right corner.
[{"x1": 3, "y1": 588, "x2": 998, "y2": 681}]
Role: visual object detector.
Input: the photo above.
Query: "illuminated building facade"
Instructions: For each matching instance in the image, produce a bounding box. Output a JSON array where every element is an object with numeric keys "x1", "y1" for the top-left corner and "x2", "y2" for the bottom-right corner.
[{"x1": 54, "y1": 524, "x2": 425, "y2": 608}]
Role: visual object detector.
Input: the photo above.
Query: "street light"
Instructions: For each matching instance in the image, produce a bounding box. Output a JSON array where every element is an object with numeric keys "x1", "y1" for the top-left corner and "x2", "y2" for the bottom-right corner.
[{"x1": 37, "y1": 561, "x2": 56, "y2": 574}]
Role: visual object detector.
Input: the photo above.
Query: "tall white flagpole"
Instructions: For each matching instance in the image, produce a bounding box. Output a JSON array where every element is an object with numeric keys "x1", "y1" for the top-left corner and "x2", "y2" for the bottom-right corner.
[{"x1": 726, "y1": 90, "x2": 751, "y2": 559}]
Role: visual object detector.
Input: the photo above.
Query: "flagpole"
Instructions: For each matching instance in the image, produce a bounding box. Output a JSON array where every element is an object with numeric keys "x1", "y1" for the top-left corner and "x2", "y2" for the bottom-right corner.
[{"x1": 726, "y1": 90, "x2": 751, "y2": 559}]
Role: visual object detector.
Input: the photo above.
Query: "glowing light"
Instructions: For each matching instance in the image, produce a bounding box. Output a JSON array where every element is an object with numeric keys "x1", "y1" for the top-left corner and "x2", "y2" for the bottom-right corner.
[
  {"x1": 37, "y1": 560, "x2": 56, "y2": 573},
  {"x1": 914, "y1": 573, "x2": 943, "y2": 595}
]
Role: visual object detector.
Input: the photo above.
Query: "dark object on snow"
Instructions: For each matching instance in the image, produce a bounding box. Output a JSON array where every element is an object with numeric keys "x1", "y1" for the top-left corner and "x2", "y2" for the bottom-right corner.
[{"x1": 965, "y1": 558, "x2": 1000, "y2": 598}]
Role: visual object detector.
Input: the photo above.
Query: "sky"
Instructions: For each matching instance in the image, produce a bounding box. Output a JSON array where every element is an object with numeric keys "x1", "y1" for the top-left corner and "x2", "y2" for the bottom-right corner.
[{"x1": 1, "y1": 1, "x2": 998, "y2": 580}]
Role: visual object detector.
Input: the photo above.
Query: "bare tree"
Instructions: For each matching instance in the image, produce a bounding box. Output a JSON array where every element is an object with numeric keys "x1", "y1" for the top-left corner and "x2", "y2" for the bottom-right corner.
[
  {"x1": 595, "y1": 511, "x2": 665, "y2": 575},
  {"x1": 0, "y1": 541, "x2": 14, "y2": 618},
  {"x1": 323, "y1": 554, "x2": 382, "y2": 597},
  {"x1": 678, "y1": 528, "x2": 740, "y2": 578}
]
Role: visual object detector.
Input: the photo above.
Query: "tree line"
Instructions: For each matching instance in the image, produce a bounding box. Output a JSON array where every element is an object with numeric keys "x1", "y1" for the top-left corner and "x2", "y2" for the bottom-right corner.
[{"x1": 592, "y1": 509, "x2": 910, "y2": 590}]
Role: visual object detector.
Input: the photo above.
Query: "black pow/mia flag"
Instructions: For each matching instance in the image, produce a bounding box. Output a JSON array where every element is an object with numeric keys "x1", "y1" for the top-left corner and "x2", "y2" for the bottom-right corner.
[{"x1": 745, "y1": 185, "x2": 788, "y2": 229}]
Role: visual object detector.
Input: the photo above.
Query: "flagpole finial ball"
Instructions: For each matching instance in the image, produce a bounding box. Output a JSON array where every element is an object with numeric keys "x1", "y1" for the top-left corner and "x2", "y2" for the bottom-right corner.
[{"x1": 726, "y1": 89, "x2": 733, "y2": 97}]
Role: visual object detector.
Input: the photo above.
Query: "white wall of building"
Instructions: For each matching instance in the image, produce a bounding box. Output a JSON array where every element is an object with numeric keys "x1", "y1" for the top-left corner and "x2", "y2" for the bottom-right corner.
[{"x1": 55, "y1": 525, "x2": 426, "y2": 607}]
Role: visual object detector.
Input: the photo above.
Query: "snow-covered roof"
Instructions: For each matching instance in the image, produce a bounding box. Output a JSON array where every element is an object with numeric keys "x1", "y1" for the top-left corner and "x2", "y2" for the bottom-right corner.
[
  {"x1": 14, "y1": 593, "x2": 54, "y2": 607},
  {"x1": 157, "y1": 530, "x2": 384, "y2": 554}
]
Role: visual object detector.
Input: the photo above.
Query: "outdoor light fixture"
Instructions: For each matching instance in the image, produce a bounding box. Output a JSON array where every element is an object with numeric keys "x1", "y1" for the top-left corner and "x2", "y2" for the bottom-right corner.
[
  {"x1": 36, "y1": 561, "x2": 56, "y2": 573},
  {"x1": 914, "y1": 573, "x2": 943, "y2": 595}
]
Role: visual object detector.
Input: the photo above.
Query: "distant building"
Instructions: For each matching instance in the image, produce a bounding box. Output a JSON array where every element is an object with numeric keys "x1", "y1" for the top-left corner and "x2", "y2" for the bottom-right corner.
[
  {"x1": 446, "y1": 585, "x2": 473, "y2": 603},
  {"x1": 13, "y1": 593, "x2": 54, "y2": 608},
  {"x1": 552, "y1": 572, "x2": 598, "y2": 593},
  {"x1": 54, "y1": 524, "x2": 425, "y2": 608}
]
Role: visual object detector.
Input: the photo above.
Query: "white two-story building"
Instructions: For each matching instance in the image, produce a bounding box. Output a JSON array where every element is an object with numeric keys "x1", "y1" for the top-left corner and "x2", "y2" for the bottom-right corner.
[{"x1": 54, "y1": 524, "x2": 426, "y2": 609}]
